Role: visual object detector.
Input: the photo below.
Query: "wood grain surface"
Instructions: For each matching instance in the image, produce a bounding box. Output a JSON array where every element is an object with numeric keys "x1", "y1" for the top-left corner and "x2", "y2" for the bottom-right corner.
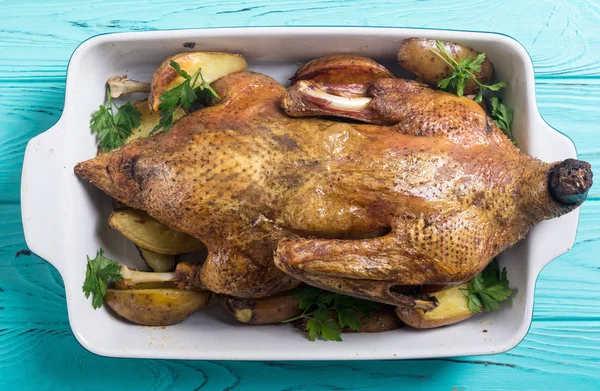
[{"x1": 1, "y1": 0, "x2": 599, "y2": 389}]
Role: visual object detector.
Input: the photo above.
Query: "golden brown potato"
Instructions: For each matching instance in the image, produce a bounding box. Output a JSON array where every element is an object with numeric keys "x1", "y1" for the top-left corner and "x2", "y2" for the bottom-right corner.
[
  {"x1": 294, "y1": 305, "x2": 402, "y2": 333},
  {"x1": 138, "y1": 248, "x2": 175, "y2": 272},
  {"x1": 291, "y1": 54, "x2": 393, "y2": 84},
  {"x1": 344, "y1": 305, "x2": 402, "y2": 333},
  {"x1": 114, "y1": 281, "x2": 178, "y2": 290},
  {"x1": 149, "y1": 52, "x2": 248, "y2": 111},
  {"x1": 397, "y1": 38, "x2": 493, "y2": 94},
  {"x1": 222, "y1": 293, "x2": 302, "y2": 324},
  {"x1": 104, "y1": 288, "x2": 211, "y2": 326},
  {"x1": 126, "y1": 100, "x2": 186, "y2": 143},
  {"x1": 109, "y1": 208, "x2": 206, "y2": 254},
  {"x1": 395, "y1": 283, "x2": 474, "y2": 329}
]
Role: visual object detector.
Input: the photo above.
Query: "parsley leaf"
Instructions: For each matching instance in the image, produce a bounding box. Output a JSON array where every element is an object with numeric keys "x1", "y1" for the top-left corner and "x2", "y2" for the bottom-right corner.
[
  {"x1": 318, "y1": 319, "x2": 343, "y2": 342},
  {"x1": 282, "y1": 286, "x2": 378, "y2": 341},
  {"x1": 90, "y1": 85, "x2": 142, "y2": 152},
  {"x1": 151, "y1": 60, "x2": 220, "y2": 135},
  {"x1": 295, "y1": 285, "x2": 326, "y2": 310},
  {"x1": 462, "y1": 259, "x2": 514, "y2": 313},
  {"x1": 82, "y1": 248, "x2": 123, "y2": 309},
  {"x1": 490, "y1": 96, "x2": 515, "y2": 143},
  {"x1": 431, "y1": 40, "x2": 507, "y2": 102}
]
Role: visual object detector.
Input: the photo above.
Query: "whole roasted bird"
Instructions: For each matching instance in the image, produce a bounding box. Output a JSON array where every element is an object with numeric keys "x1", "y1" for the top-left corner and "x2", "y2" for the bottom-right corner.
[{"x1": 75, "y1": 63, "x2": 592, "y2": 311}]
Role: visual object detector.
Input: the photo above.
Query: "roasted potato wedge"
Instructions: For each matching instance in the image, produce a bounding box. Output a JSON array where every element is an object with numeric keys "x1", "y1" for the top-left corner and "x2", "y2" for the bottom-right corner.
[
  {"x1": 344, "y1": 305, "x2": 402, "y2": 333},
  {"x1": 126, "y1": 99, "x2": 186, "y2": 143},
  {"x1": 395, "y1": 283, "x2": 474, "y2": 329},
  {"x1": 114, "y1": 281, "x2": 178, "y2": 290},
  {"x1": 397, "y1": 38, "x2": 493, "y2": 94},
  {"x1": 109, "y1": 208, "x2": 206, "y2": 254},
  {"x1": 138, "y1": 247, "x2": 175, "y2": 272},
  {"x1": 294, "y1": 305, "x2": 401, "y2": 333},
  {"x1": 149, "y1": 52, "x2": 248, "y2": 111},
  {"x1": 291, "y1": 54, "x2": 393, "y2": 84},
  {"x1": 222, "y1": 293, "x2": 302, "y2": 324},
  {"x1": 104, "y1": 288, "x2": 210, "y2": 326}
]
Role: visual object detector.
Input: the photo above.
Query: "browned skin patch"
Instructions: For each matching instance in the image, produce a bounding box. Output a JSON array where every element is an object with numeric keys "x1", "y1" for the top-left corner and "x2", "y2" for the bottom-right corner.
[
  {"x1": 291, "y1": 54, "x2": 394, "y2": 84},
  {"x1": 75, "y1": 72, "x2": 592, "y2": 306}
]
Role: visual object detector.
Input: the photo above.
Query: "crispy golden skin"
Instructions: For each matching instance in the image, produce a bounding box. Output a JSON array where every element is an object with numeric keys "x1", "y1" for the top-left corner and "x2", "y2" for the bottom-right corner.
[
  {"x1": 75, "y1": 72, "x2": 592, "y2": 307},
  {"x1": 291, "y1": 54, "x2": 393, "y2": 84}
]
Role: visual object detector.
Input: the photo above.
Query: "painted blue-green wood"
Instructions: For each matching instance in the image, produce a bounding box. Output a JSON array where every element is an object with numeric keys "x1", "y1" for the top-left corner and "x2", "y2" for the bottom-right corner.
[{"x1": 1, "y1": 0, "x2": 599, "y2": 390}]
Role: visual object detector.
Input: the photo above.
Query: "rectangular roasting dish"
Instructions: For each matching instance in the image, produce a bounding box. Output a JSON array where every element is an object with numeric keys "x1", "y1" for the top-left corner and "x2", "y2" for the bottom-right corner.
[{"x1": 21, "y1": 27, "x2": 580, "y2": 360}]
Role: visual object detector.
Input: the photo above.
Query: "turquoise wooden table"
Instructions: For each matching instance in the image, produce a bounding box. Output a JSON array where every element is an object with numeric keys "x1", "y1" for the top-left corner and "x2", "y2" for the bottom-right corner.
[{"x1": 1, "y1": 0, "x2": 599, "y2": 389}]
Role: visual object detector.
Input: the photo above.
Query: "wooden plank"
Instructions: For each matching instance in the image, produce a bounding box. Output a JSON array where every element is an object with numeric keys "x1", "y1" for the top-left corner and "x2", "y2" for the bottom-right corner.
[
  {"x1": 0, "y1": 205, "x2": 67, "y2": 326},
  {"x1": 0, "y1": 322, "x2": 597, "y2": 390},
  {"x1": 0, "y1": 0, "x2": 599, "y2": 79},
  {"x1": 1, "y1": 1, "x2": 600, "y2": 388},
  {"x1": 0, "y1": 81, "x2": 64, "y2": 203}
]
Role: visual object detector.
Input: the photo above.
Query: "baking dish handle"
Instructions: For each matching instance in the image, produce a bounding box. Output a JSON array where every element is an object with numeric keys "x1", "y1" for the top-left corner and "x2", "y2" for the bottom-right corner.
[
  {"x1": 527, "y1": 118, "x2": 580, "y2": 275},
  {"x1": 21, "y1": 119, "x2": 67, "y2": 274}
]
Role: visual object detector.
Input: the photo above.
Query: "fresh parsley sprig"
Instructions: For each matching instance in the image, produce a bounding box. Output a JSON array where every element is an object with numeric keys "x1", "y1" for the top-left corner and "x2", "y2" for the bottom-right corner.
[
  {"x1": 282, "y1": 286, "x2": 378, "y2": 341},
  {"x1": 90, "y1": 85, "x2": 142, "y2": 152},
  {"x1": 490, "y1": 96, "x2": 515, "y2": 143},
  {"x1": 82, "y1": 248, "x2": 123, "y2": 309},
  {"x1": 151, "y1": 60, "x2": 220, "y2": 135},
  {"x1": 461, "y1": 259, "x2": 514, "y2": 313},
  {"x1": 430, "y1": 40, "x2": 506, "y2": 102}
]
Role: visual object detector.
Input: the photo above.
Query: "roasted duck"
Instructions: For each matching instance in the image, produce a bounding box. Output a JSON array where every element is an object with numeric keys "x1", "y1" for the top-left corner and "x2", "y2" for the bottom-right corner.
[{"x1": 75, "y1": 68, "x2": 592, "y2": 311}]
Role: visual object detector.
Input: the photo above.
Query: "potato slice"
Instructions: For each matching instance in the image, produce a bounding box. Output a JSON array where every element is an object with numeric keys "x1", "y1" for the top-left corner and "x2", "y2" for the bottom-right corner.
[
  {"x1": 115, "y1": 281, "x2": 178, "y2": 290},
  {"x1": 105, "y1": 288, "x2": 210, "y2": 326},
  {"x1": 222, "y1": 293, "x2": 302, "y2": 324},
  {"x1": 126, "y1": 99, "x2": 186, "y2": 143},
  {"x1": 109, "y1": 208, "x2": 206, "y2": 254},
  {"x1": 395, "y1": 283, "x2": 474, "y2": 329},
  {"x1": 291, "y1": 54, "x2": 393, "y2": 84},
  {"x1": 345, "y1": 305, "x2": 402, "y2": 332},
  {"x1": 149, "y1": 52, "x2": 248, "y2": 111},
  {"x1": 293, "y1": 305, "x2": 401, "y2": 333},
  {"x1": 397, "y1": 38, "x2": 493, "y2": 94},
  {"x1": 138, "y1": 247, "x2": 175, "y2": 272}
]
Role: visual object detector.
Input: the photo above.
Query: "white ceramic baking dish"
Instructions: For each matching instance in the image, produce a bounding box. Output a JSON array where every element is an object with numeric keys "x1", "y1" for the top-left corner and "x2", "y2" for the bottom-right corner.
[{"x1": 21, "y1": 27, "x2": 580, "y2": 360}]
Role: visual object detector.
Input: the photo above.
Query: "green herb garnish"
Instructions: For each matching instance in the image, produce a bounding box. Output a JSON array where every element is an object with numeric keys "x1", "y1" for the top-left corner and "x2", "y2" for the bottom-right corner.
[
  {"x1": 151, "y1": 60, "x2": 220, "y2": 135},
  {"x1": 282, "y1": 286, "x2": 378, "y2": 341},
  {"x1": 90, "y1": 86, "x2": 142, "y2": 152},
  {"x1": 82, "y1": 248, "x2": 123, "y2": 309},
  {"x1": 490, "y1": 96, "x2": 515, "y2": 143},
  {"x1": 462, "y1": 259, "x2": 514, "y2": 313},
  {"x1": 431, "y1": 40, "x2": 506, "y2": 102}
]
